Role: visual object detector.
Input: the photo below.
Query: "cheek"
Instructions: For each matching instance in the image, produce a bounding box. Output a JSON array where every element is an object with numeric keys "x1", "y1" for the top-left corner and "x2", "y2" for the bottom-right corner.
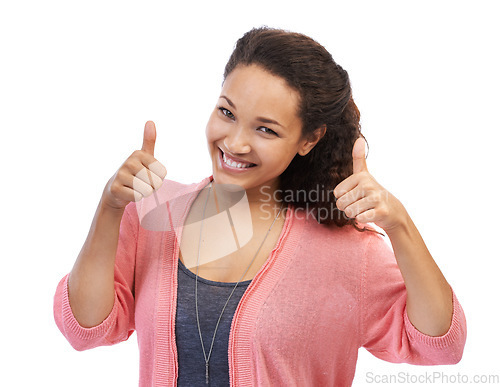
[
  {"x1": 275, "y1": 147, "x2": 301, "y2": 169},
  {"x1": 205, "y1": 113, "x2": 219, "y2": 142},
  {"x1": 205, "y1": 113, "x2": 226, "y2": 142}
]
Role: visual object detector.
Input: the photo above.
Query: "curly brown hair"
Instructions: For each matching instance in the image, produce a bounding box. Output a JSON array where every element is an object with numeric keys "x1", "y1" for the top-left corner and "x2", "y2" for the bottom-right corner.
[{"x1": 223, "y1": 26, "x2": 380, "y2": 234}]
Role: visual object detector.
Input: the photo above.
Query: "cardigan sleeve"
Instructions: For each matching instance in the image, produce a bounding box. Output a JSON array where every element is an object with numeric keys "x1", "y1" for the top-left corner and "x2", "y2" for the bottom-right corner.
[
  {"x1": 359, "y1": 231, "x2": 466, "y2": 365},
  {"x1": 53, "y1": 201, "x2": 138, "y2": 351}
]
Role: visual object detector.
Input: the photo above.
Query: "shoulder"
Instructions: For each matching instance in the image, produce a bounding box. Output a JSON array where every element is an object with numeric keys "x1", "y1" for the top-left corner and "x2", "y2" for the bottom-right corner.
[
  {"x1": 301, "y1": 214, "x2": 385, "y2": 246},
  {"x1": 160, "y1": 175, "x2": 211, "y2": 197},
  {"x1": 295, "y1": 215, "x2": 392, "y2": 264},
  {"x1": 139, "y1": 175, "x2": 211, "y2": 209}
]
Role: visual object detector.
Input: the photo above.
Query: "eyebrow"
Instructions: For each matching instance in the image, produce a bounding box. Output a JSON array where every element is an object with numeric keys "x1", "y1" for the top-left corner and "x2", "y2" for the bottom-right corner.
[{"x1": 219, "y1": 95, "x2": 284, "y2": 128}]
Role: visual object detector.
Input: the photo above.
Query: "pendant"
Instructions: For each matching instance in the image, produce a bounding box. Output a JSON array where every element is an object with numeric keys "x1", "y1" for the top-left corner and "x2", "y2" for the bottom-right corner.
[{"x1": 205, "y1": 362, "x2": 209, "y2": 385}]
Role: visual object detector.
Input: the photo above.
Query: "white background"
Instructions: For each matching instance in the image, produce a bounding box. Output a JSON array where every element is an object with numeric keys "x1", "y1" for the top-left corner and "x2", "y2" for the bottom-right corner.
[{"x1": 1, "y1": 1, "x2": 499, "y2": 386}]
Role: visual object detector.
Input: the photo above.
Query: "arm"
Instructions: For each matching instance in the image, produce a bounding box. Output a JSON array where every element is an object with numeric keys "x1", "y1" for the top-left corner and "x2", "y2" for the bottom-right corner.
[
  {"x1": 385, "y1": 209, "x2": 452, "y2": 336},
  {"x1": 54, "y1": 121, "x2": 167, "y2": 349},
  {"x1": 53, "y1": 199, "x2": 138, "y2": 350},
  {"x1": 359, "y1": 231, "x2": 466, "y2": 365},
  {"x1": 334, "y1": 138, "x2": 464, "y2": 339},
  {"x1": 68, "y1": 197, "x2": 126, "y2": 328}
]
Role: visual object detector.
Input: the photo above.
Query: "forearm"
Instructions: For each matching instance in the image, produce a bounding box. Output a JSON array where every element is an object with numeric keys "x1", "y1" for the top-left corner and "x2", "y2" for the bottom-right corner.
[
  {"x1": 385, "y1": 209, "x2": 453, "y2": 337},
  {"x1": 68, "y1": 199, "x2": 125, "y2": 328}
]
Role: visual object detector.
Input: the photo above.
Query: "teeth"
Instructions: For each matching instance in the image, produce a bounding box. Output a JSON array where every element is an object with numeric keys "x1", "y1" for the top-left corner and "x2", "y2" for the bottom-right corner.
[{"x1": 222, "y1": 151, "x2": 253, "y2": 168}]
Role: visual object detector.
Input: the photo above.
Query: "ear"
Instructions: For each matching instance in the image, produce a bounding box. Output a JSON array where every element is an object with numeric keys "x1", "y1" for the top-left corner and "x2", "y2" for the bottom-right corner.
[{"x1": 298, "y1": 125, "x2": 327, "y2": 156}]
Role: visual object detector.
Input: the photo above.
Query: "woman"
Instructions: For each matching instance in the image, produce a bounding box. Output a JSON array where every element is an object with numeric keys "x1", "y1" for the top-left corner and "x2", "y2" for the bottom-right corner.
[{"x1": 54, "y1": 27, "x2": 466, "y2": 386}]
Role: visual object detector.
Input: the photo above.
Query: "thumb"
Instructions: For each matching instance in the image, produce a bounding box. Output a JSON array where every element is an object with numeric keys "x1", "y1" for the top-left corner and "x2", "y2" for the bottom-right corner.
[
  {"x1": 352, "y1": 137, "x2": 368, "y2": 174},
  {"x1": 142, "y1": 121, "x2": 156, "y2": 155}
]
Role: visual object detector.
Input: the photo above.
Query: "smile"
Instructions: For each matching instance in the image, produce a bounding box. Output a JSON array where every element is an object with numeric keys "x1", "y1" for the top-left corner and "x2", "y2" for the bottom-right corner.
[{"x1": 219, "y1": 148, "x2": 257, "y2": 170}]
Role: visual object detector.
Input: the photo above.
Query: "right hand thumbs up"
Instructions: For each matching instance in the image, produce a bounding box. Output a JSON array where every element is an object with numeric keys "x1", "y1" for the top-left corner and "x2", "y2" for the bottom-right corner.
[{"x1": 101, "y1": 121, "x2": 168, "y2": 212}]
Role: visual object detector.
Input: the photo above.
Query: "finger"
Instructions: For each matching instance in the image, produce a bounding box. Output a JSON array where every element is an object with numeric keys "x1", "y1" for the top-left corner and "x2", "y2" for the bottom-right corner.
[
  {"x1": 335, "y1": 186, "x2": 364, "y2": 211},
  {"x1": 344, "y1": 196, "x2": 374, "y2": 219},
  {"x1": 119, "y1": 185, "x2": 146, "y2": 203},
  {"x1": 131, "y1": 176, "x2": 154, "y2": 201},
  {"x1": 135, "y1": 166, "x2": 164, "y2": 191},
  {"x1": 119, "y1": 170, "x2": 157, "y2": 200},
  {"x1": 352, "y1": 137, "x2": 368, "y2": 174},
  {"x1": 148, "y1": 160, "x2": 167, "y2": 180},
  {"x1": 333, "y1": 174, "x2": 361, "y2": 199},
  {"x1": 355, "y1": 208, "x2": 377, "y2": 224},
  {"x1": 141, "y1": 121, "x2": 156, "y2": 155}
]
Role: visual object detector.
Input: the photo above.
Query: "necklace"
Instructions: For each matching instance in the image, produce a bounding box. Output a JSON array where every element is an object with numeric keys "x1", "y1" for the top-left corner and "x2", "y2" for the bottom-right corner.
[{"x1": 195, "y1": 181, "x2": 284, "y2": 385}]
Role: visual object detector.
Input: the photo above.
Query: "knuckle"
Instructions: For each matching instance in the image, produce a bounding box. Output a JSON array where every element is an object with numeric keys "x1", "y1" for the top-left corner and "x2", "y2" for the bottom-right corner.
[
  {"x1": 116, "y1": 168, "x2": 127, "y2": 180},
  {"x1": 123, "y1": 159, "x2": 138, "y2": 173},
  {"x1": 109, "y1": 182, "x2": 116, "y2": 194},
  {"x1": 109, "y1": 181, "x2": 120, "y2": 195}
]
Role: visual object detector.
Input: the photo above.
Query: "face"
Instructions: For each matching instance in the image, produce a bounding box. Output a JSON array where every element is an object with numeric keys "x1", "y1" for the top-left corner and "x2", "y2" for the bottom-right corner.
[{"x1": 205, "y1": 64, "x2": 318, "y2": 203}]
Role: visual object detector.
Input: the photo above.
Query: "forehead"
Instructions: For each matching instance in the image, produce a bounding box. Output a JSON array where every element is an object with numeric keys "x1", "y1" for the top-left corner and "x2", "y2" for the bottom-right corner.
[{"x1": 221, "y1": 64, "x2": 301, "y2": 124}]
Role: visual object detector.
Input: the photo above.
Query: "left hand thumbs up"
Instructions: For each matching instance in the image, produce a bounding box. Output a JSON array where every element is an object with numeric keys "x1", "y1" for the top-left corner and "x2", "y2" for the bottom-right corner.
[{"x1": 334, "y1": 136, "x2": 407, "y2": 231}]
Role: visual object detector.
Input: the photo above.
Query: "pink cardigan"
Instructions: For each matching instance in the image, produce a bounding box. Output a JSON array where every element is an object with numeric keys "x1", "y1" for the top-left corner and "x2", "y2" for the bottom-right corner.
[{"x1": 53, "y1": 175, "x2": 466, "y2": 386}]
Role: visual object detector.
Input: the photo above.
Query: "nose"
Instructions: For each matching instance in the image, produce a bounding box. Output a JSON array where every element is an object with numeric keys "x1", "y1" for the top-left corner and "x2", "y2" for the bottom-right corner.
[{"x1": 223, "y1": 127, "x2": 252, "y2": 155}]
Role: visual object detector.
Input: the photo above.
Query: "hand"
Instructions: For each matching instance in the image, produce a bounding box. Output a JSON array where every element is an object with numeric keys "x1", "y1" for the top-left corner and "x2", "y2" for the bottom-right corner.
[
  {"x1": 101, "y1": 121, "x2": 168, "y2": 212},
  {"x1": 333, "y1": 137, "x2": 407, "y2": 232}
]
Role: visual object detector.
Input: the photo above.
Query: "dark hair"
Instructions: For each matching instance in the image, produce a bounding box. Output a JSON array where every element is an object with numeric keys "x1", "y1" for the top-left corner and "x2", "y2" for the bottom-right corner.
[{"x1": 223, "y1": 26, "x2": 380, "y2": 234}]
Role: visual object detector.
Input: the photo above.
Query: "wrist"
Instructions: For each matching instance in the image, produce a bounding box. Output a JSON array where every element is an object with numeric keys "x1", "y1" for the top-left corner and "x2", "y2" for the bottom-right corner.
[
  {"x1": 98, "y1": 199, "x2": 126, "y2": 218},
  {"x1": 384, "y1": 208, "x2": 411, "y2": 239}
]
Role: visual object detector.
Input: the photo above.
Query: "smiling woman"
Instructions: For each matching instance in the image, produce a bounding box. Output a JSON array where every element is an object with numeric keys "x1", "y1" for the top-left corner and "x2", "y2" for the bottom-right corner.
[
  {"x1": 53, "y1": 26, "x2": 466, "y2": 387},
  {"x1": 205, "y1": 63, "x2": 318, "y2": 210},
  {"x1": 219, "y1": 28, "x2": 379, "y2": 232}
]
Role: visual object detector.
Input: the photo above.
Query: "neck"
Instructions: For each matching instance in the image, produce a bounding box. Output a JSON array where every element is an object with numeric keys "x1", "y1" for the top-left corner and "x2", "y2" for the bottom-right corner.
[{"x1": 209, "y1": 179, "x2": 284, "y2": 222}]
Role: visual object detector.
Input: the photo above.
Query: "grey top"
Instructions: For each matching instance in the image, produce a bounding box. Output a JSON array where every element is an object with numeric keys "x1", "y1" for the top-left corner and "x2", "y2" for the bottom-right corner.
[{"x1": 175, "y1": 258, "x2": 251, "y2": 386}]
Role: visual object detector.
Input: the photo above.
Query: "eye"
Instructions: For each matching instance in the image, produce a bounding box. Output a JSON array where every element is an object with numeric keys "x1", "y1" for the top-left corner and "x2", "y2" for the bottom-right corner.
[
  {"x1": 218, "y1": 106, "x2": 278, "y2": 137},
  {"x1": 258, "y1": 127, "x2": 278, "y2": 136},
  {"x1": 218, "y1": 107, "x2": 235, "y2": 119}
]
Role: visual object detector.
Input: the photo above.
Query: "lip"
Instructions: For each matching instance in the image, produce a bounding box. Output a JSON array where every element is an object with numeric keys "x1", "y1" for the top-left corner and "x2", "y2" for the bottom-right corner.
[
  {"x1": 218, "y1": 148, "x2": 257, "y2": 173},
  {"x1": 219, "y1": 148, "x2": 256, "y2": 165}
]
